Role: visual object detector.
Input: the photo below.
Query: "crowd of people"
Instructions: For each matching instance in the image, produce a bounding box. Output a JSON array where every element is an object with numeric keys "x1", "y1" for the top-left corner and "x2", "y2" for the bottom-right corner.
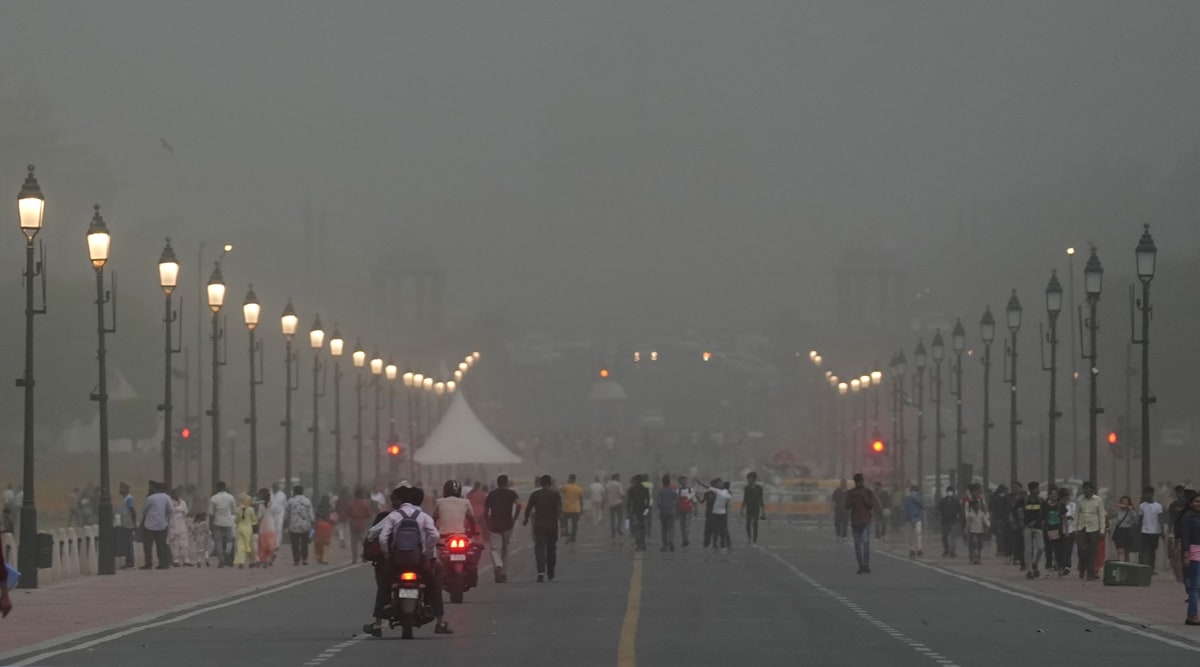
[{"x1": 830, "y1": 474, "x2": 1200, "y2": 625}]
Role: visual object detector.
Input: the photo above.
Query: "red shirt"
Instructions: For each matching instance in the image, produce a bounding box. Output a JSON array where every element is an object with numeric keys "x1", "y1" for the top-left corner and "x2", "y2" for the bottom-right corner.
[
  {"x1": 845, "y1": 486, "x2": 876, "y2": 527},
  {"x1": 347, "y1": 498, "x2": 374, "y2": 534}
]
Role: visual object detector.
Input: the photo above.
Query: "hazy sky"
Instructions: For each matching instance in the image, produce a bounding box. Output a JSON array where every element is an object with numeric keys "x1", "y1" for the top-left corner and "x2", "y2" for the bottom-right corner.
[{"x1": 3, "y1": 1, "x2": 1199, "y2": 335}]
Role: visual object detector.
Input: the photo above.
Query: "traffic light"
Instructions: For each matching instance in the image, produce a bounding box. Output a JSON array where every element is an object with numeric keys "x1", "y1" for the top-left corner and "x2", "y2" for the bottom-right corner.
[
  {"x1": 180, "y1": 426, "x2": 191, "y2": 440},
  {"x1": 387, "y1": 443, "x2": 402, "y2": 457},
  {"x1": 1107, "y1": 431, "x2": 1118, "y2": 445},
  {"x1": 869, "y1": 437, "x2": 886, "y2": 456}
]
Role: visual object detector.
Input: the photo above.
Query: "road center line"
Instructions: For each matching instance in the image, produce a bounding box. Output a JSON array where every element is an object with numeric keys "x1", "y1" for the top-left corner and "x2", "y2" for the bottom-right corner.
[
  {"x1": 875, "y1": 548, "x2": 1200, "y2": 654},
  {"x1": 617, "y1": 553, "x2": 644, "y2": 667},
  {"x1": 755, "y1": 546, "x2": 961, "y2": 667}
]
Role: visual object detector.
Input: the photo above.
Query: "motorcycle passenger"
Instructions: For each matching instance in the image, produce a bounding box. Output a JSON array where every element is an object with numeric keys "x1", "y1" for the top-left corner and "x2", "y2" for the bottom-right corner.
[
  {"x1": 363, "y1": 485, "x2": 404, "y2": 637},
  {"x1": 434, "y1": 480, "x2": 478, "y2": 537},
  {"x1": 379, "y1": 486, "x2": 452, "y2": 635}
]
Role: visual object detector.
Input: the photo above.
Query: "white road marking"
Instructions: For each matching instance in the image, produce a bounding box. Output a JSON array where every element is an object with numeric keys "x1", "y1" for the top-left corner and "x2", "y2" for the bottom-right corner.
[
  {"x1": 756, "y1": 546, "x2": 961, "y2": 667},
  {"x1": 876, "y1": 549, "x2": 1200, "y2": 654}
]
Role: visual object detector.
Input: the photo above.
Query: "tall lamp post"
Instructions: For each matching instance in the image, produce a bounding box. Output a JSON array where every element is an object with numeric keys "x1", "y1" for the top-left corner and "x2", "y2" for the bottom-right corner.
[
  {"x1": 1067, "y1": 247, "x2": 1079, "y2": 483},
  {"x1": 158, "y1": 240, "x2": 181, "y2": 490},
  {"x1": 931, "y1": 331, "x2": 945, "y2": 497},
  {"x1": 1005, "y1": 291, "x2": 1023, "y2": 482},
  {"x1": 87, "y1": 206, "x2": 117, "y2": 575},
  {"x1": 914, "y1": 341, "x2": 927, "y2": 491},
  {"x1": 838, "y1": 381, "x2": 850, "y2": 478},
  {"x1": 17, "y1": 167, "x2": 45, "y2": 588},
  {"x1": 870, "y1": 367, "x2": 883, "y2": 428},
  {"x1": 206, "y1": 262, "x2": 227, "y2": 491},
  {"x1": 370, "y1": 353, "x2": 384, "y2": 483},
  {"x1": 1042, "y1": 271, "x2": 1063, "y2": 484},
  {"x1": 329, "y1": 327, "x2": 345, "y2": 493},
  {"x1": 308, "y1": 317, "x2": 326, "y2": 498},
  {"x1": 242, "y1": 287, "x2": 262, "y2": 492},
  {"x1": 386, "y1": 361, "x2": 398, "y2": 480},
  {"x1": 1082, "y1": 247, "x2": 1103, "y2": 485},
  {"x1": 951, "y1": 319, "x2": 966, "y2": 490},
  {"x1": 422, "y1": 376, "x2": 435, "y2": 447},
  {"x1": 280, "y1": 300, "x2": 299, "y2": 488},
  {"x1": 859, "y1": 374, "x2": 871, "y2": 471},
  {"x1": 1133, "y1": 225, "x2": 1157, "y2": 492},
  {"x1": 980, "y1": 307, "x2": 996, "y2": 492},
  {"x1": 351, "y1": 341, "x2": 366, "y2": 488},
  {"x1": 403, "y1": 371, "x2": 417, "y2": 481}
]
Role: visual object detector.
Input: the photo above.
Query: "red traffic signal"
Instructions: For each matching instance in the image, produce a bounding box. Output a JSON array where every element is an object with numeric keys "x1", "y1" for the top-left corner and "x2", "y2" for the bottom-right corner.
[
  {"x1": 180, "y1": 427, "x2": 191, "y2": 440},
  {"x1": 1107, "y1": 431, "x2": 1118, "y2": 445},
  {"x1": 387, "y1": 444, "x2": 402, "y2": 457},
  {"x1": 871, "y1": 439, "x2": 885, "y2": 454}
]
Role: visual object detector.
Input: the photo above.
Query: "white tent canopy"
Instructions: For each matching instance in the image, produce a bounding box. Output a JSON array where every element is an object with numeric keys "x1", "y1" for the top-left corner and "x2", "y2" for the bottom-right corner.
[{"x1": 414, "y1": 392, "x2": 522, "y2": 465}]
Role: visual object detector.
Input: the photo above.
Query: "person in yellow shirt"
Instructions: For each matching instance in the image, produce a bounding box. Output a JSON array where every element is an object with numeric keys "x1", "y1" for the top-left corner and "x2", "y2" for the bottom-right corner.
[{"x1": 559, "y1": 474, "x2": 585, "y2": 545}]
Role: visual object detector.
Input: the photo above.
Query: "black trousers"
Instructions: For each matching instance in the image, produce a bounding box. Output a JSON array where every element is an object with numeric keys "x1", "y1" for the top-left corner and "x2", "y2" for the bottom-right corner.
[
  {"x1": 702, "y1": 515, "x2": 714, "y2": 547},
  {"x1": 533, "y1": 528, "x2": 558, "y2": 576},
  {"x1": 290, "y1": 531, "x2": 310, "y2": 563},
  {"x1": 834, "y1": 511, "x2": 849, "y2": 538},
  {"x1": 115, "y1": 527, "x2": 134, "y2": 566},
  {"x1": 745, "y1": 513, "x2": 760, "y2": 543},
  {"x1": 143, "y1": 528, "x2": 169, "y2": 567}
]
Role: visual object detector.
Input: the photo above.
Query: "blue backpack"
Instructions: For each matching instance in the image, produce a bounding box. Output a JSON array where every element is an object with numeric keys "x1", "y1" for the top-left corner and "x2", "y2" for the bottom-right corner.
[{"x1": 390, "y1": 509, "x2": 424, "y2": 566}]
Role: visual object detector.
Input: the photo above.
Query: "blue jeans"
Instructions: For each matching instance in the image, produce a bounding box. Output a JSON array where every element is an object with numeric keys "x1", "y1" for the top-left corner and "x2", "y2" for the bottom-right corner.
[
  {"x1": 212, "y1": 525, "x2": 234, "y2": 565},
  {"x1": 852, "y1": 525, "x2": 871, "y2": 568},
  {"x1": 1188, "y1": 560, "x2": 1200, "y2": 618}
]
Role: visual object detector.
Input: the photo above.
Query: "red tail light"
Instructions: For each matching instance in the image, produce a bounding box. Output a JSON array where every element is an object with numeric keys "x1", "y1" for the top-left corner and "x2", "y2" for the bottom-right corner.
[
  {"x1": 448, "y1": 535, "x2": 467, "y2": 551},
  {"x1": 400, "y1": 571, "x2": 418, "y2": 582}
]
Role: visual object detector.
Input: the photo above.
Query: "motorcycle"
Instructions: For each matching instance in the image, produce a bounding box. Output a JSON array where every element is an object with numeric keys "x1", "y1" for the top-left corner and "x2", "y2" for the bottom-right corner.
[
  {"x1": 439, "y1": 533, "x2": 484, "y2": 604},
  {"x1": 387, "y1": 568, "x2": 437, "y2": 639}
]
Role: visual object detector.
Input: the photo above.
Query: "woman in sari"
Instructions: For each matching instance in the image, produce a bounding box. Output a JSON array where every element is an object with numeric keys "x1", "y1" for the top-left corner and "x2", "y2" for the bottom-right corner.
[
  {"x1": 313, "y1": 494, "x2": 335, "y2": 565},
  {"x1": 168, "y1": 488, "x2": 191, "y2": 566},
  {"x1": 255, "y1": 488, "x2": 277, "y2": 567},
  {"x1": 233, "y1": 494, "x2": 258, "y2": 569}
]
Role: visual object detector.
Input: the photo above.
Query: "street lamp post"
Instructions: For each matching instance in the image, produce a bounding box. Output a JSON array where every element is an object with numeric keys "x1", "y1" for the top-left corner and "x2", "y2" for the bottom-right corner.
[
  {"x1": 1067, "y1": 247, "x2": 1079, "y2": 484},
  {"x1": 859, "y1": 374, "x2": 870, "y2": 471},
  {"x1": 980, "y1": 307, "x2": 996, "y2": 492},
  {"x1": 280, "y1": 300, "x2": 299, "y2": 489},
  {"x1": 158, "y1": 240, "x2": 181, "y2": 491},
  {"x1": 16, "y1": 166, "x2": 46, "y2": 588},
  {"x1": 87, "y1": 206, "x2": 117, "y2": 575},
  {"x1": 206, "y1": 263, "x2": 227, "y2": 491},
  {"x1": 1005, "y1": 291, "x2": 1023, "y2": 482},
  {"x1": 838, "y1": 381, "x2": 849, "y2": 478},
  {"x1": 1042, "y1": 271, "x2": 1064, "y2": 485},
  {"x1": 309, "y1": 317, "x2": 326, "y2": 499},
  {"x1": 914, "y1": 341, "x2": 927, "y2": 492},
  {"x1": 422, "y1": 377, "x2": 435, "y2": 451},
  {"x1": 242, "y1": 287, "x2": 262, "y2": 492},
  {"x1": 951, "y1": 319, "x2": 966, "y2": 490},
  {"x1": 1133, "y1": 225, "x2": 1157, "y2": 492},
  {"x1": 329, "y1": 328, "x2": 344, "y2": 494},
  {"x1": 370, "y1": 353, "x2": 384, "y2": 483},
  {"x1": 1081, "y1": 247, "x2": 1104, "y2": 485},
  {"x1": 351, "y1": 342, "x2": 366, "y2": 488},
  {"x1": 931, "y1": 330, "x2": 945, "y2": 497},
  {"x1": 386, "y1": 361, "x2": 398, "y2": 480},
  {"x1": 403, "y1": 371, "x2": 416, "y2": 481}
]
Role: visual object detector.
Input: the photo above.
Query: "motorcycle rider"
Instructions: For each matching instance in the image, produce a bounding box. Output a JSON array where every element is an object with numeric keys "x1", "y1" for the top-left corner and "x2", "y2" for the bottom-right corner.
[
  {"x1": 378, "y1": 485, "x2": 452, "y2": 635},
  {"x1": 434, "y1": 480, "x2": 479, "y2": 537}
]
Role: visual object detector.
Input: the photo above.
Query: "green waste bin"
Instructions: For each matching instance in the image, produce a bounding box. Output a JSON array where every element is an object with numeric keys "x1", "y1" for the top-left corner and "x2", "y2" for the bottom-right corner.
[{"x1": 1102, "y1": 560, "x2": 1151, "y2": 586}]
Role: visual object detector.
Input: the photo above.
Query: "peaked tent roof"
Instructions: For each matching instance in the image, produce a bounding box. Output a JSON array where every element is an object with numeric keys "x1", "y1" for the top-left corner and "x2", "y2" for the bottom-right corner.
[{"x1": 414, "y1": 391, "x2": 522, "y2": 465}]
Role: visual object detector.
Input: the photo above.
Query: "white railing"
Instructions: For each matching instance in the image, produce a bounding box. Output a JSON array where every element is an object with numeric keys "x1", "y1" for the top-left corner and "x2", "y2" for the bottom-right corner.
[{"x1": 1, "y1": 525, "x2": 141, "y2": 586}]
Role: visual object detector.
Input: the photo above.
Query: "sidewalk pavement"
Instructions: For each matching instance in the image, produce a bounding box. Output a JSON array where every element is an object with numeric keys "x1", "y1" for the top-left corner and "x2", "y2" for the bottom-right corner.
[
  {"x1": 876, "y1": 537, "x2": 1197, "y2": 643},
  {"x1": 0, "y1": 541, "x2": 358, "y2": 656}
]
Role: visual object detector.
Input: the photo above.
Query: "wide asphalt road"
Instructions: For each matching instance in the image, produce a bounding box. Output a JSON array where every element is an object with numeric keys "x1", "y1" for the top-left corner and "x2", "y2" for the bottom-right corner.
[{"x1": 11, "y1": 518, "x2": 1200, "y2": 666}]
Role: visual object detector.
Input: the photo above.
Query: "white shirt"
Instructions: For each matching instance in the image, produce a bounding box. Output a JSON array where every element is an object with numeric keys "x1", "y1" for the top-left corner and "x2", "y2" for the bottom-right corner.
[
  {"x1": 588, "y1": 482, "x2": 605, "y2": 504},
  {"x1": 1064, "y1": 501, "x2": 1077, "y2": 534},
  {"x1": 1140, "y1": 501, "x2": 1164, "y2": 534},
  {"x1": 433, "y1": 497, "x2": 474, "y2": 535},
  {"x1": 271, "y1": 491, "x2": 287, "y2": 522},
  {"x1": 209, "y1": 491, "x2": 238, "y2": 528},
  {"x1": 379, "y1": 503, "x2": 440, "y2": 559},
  {"x1": 712, "y1": 489, "x2": 732, "y2": 515}
]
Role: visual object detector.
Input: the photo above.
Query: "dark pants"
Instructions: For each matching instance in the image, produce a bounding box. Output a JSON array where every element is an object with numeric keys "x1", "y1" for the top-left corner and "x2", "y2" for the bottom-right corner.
[
  {"x1": 1139, "y1": 533, "x2": 1160, "y2": 569},
  {"x1": 1010, "y1": 525, "x2": 1025, "y2": 566},
  {"x1": 875, "y1": 514, "x2": 888, "y2": 539},
  {"x1": 609, "y1": 505, "x2": 624, "y2": 538},
  {"x1": 1056, "y1": 534, "x2": 1075, "y2": 572},
  {"x1": 702, "y1": 514, "x2": 715, "y2": 548},
  {"x1": 143, "y1": 528, "x2": 169, "y2": 568},
  {"x1": 533, "y1": 528, "x2": 557, "y2": 577},
  {"x1": 372, "y1": 563, "x2": 390, "y2": 618},
  {"x1": 1044, "y1": 532, "x2": 1056, "y2": 570},
  {"x1": 659, "y1": 513, "x2": 675, "y2": 549},
  {"x1": 421, "y1": 559, "x2": 445, "y2": 618},
  {"x1": 834, "y1": 511, "x2": 848, "y2": 538},
  {"x1": 1077, "y1": 530, "x2": 1100, "y2": 577},
  {"x1": 631, "y1": 514, "x2": 647, "y2": 550},
  {"x1": 716, "y1": 514, "x2": 731, "y2": 550},
  {"x1": 564, "y1": 513, "x2": 580, "y2": 544},
  {"x1": 679, "y1": 513, "x2": 691, "y2": 546},
  {"x1": 940, "y1": 522, "x2": 957, "y2": 555},
  {"x1": 968, "y1": 532, "x2": 984, "y2": 562},
  {"x1": 745, "y1": 512, "x2": 760, "y2": 544},
  {"x1": 290, "y1": 530, "x2": 310, "y2": 564},
  {"x1": 115, "y1": 527, "x2": 134, "y2": 566}
]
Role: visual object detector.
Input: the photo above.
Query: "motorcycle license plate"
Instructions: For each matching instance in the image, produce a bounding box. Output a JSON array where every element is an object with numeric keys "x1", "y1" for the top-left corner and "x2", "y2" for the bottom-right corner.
[
  {"x1": 450, "y1": 554, "x2": 466, "y2": 561},
  {"x1": 396, "y1": 588, "x2": 420, "y2": 599}
]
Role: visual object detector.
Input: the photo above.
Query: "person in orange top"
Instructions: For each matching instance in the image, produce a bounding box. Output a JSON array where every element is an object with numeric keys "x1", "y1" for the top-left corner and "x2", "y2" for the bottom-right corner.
[{"x1": 559, "y1": 474, "x2": 585, "y2": 545}]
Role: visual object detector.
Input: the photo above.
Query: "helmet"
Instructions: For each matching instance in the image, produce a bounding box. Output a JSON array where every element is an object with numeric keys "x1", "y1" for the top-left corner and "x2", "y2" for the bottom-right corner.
[{"x1": 443, "y1": 479, "x2": 462, "y2": 498}]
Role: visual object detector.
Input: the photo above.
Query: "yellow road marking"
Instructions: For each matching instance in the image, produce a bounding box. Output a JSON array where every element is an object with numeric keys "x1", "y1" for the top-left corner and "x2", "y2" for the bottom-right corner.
[{"x1": 617, "y1": 553, "x2": 643, "y2": 667}]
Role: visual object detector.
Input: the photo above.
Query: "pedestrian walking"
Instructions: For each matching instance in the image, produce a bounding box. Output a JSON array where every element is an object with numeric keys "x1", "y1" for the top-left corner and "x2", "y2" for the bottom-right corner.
[
  {"x1": 938, "y1": 486, "x2": 961, "y2": 558},
  {"x1": 484, "y1": 474, "x2": 521, "y2": 583},
  {"x1": 347, "y1": 487, "x2": 373, "y2": 564},
  {"x1": 627, "y1": 475, "x2": 651, "y2": 551},
  {"x1": 990, "y1": 484, "x2": 1011, "y2": 558},
  {"x1": 209, "y1": 482, "x2": 238, "y2": 567},
  {"x1": 1139, "y1": 486, "x2": 1164, "y2": 573},
  {"x1": 256, "y1": 488, "x2": 278, "y2": 567},
  {"x1": 1008, "y1": 482, "x2": 1027, "y2": 570},
  {"x1": 676, "y1": 476, "x2": 697, "y2": 548},
  {"x1": 742, "y1": 472, "x2": 765, "y2": 545},
  {"x1": 334, "y1": 487, "x2": 351, "y2": 550},
  {"x1": 605, "y1": 474, "x2": 625, "y2": 543},
  {"x1": 1179, "y1": 491, "x2": 1200, "y2": 625},
  {"x1": 1112, "y1": 495, "x2": 1141, "y2": 563},
  {"x1": 467, "y1": 481, "x2": 489, "y2": 542},
  {"x1": 588, "y1": 476, "x2": 605, "y2": 527},
  {"x1": 141, "y1": 482, "x2": 173, "y2": 570},
  {"x1": 964, "y1": 498, "x2": 990, "y2": 564},
  {"x1": 701, "y1": 480, "x2": 718, "y2": 549},
  {"x1": 115, "y1": 482, "x2": 137, "y2": 569},
  {"x1": 284, "y1": 485, "x2": 314, "y2": 566},
  {"x1": 189, "y1": 512, "x2": 212, "y2": 566},
  {"x1": 270, "y1": 483, "x2": 287, "y2": 548},
  {"x1": 903, "y1": 485, "x2": 924, "y2": 558},
  {"x1": 714, "y1": 481, "x2": 733, "y2": 552},
  {"x1": 314, "y1": 495, "x2": 335, "y2": 565},
  {"x1": 234, "y1": 494, "x2": 258, "y2": 568},
  {"x1": 1075, "y1": 481, "x2": 1105, "y2": 580},
  {"x1": 1168, "y1": 485, "x2": 1188, "y2": 584},
  {"x1": 524, "y1": 474, "x2": 562, "y2": 582},
  {"x1": 874, "y1": 482, "x2": 892, "y2": 541},
  {"x1": 845, "y1": 473, "x2": 876, "y2": 573},
  {"x1": 1053, "y1": 487, "x2": 1076, "y2": 576},
  {"x1": 1017, "y1": 481, "x2": 1046, "y2": 579},
  {"x1": 559, "y1": 474, "x2": 584, "y2": 545},
  {"x1": 168, "y1": 488, "x2": 190, "y2": 566},
  {"x1": 657, "y1": 475, "x2": 678, "y2": 552},
  {"x1": 832, "y1": 479, "x2": 849, "y2": 541}
]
